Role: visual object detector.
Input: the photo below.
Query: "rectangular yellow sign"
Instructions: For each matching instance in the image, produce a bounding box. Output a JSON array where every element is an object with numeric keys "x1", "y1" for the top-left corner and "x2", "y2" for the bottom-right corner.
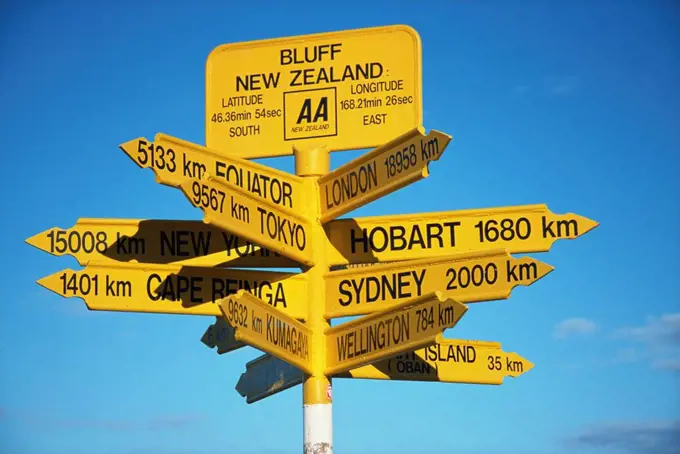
[
  {"x1": 179, "y1": 174, "x2": 314, "y2": 266},
  {"x1": 205, "y1": 25, "x2": 423, "y2": 158},
  {"x1": 325, "y1": 292, "x2": 467, "y2": 375},
  {"x1": 219, "y1": 291, "x2": 313, "y2": 374},
  {"x1": 324, "y1": 204, "x2": 600, "y2": 265},
  {"x1": 119, "y1": 134, "x2": 306, "y2": 211},
  {"x1": 318, "y1": 127, "x2": 451, "y2": 223},
  {"x1": 36, "y1": 261, "x2": 308, "y2": 320},
  {"x1": 324, "y1": 249, "x2": 553, "y2": 318},
  {"x1": 201, "y1": 317, "x2": 246, "y2": 354},
  {"x1": 336, "y1": 339, "x2": 534, "y2": 385},
  {"x1": 25, "y1": 218, "x2": 299, "y2": 268}
]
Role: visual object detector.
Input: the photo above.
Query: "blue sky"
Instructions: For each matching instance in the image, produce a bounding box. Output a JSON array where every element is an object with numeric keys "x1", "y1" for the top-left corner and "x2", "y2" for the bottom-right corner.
[{"x1": 1, "y1": 1, "x2": 679, "y2": 453}]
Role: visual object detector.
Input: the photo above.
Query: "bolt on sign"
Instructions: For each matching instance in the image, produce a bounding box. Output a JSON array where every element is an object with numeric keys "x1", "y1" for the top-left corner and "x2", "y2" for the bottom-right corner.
[
  {"x1": 26, "y1": 24, "x2": 600, "y2": 453},
  {"x1": 205, "y1": 25, "x2": 422, "y2": 158}
]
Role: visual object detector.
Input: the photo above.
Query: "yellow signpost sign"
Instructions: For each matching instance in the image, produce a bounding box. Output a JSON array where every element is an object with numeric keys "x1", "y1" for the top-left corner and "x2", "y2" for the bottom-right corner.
[
  {"x1": 25, "y1": 218, "x2": 298, "y2": 268},
  {"x1": 325, "y1": 291, "x2": 467, "y2": 375},
  {"x1": 120, "y1": 134, "x2": 307, "y2": 211},
  {"x1": 27, "y1": 24, "x2": 602, "y2": 454},
  {"x1": 324, "y1": 249, "x2": 553, "y2": 318},
  {"x1": 37, "y1": 261, "x2": 308, "y2": 319},
  {"x1": 318, "y1": 127, "x2": 451, "y2": 223},
  {"x1": 205, "y1": 25, "x2": 422, "y2": 158},
  {"x1": 201, "y1": 317, "x2": 246, "y2": 354},
  {"x1": 324, "y1": 203, "x2": 600, "y2": 265},
  {"x1": 218, "y1": 291, "x2": 313, "y2": 375},
  {"x1": 337, "y1": 339, "x2": 533, "y2": 385},
  {"x1": 178, "y1": 174, "x2": 314, "y2": 266}
]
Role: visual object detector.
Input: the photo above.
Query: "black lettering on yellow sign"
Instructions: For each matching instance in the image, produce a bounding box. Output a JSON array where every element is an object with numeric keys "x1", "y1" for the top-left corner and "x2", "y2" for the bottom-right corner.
[
  {"x1": 265, "y1": 314, "x2": 310, "y2": 361},
  {"x1": 296, "y1": 97, "x2": 328, "y2": 124}
]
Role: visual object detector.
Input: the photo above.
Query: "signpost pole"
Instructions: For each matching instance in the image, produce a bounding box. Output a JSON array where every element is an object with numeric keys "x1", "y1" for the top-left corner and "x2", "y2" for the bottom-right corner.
[{"x1": 296, "y1": 145, "x2": 333, "y2": 454}]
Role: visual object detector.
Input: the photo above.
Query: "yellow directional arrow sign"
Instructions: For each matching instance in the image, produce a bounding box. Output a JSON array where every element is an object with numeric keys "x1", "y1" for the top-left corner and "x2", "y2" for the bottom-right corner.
[
  {"x1": 324, "y1": 249, "x2": 553, "y2": 318},
  {"x1": 337, "y1": 339, "x2": 533, "y2": 385},
  {"x1": 36, "y1": 261, "x2": 307, "y2": 319},
  {"x1": 318, "y1": 127, "x2": 451, "y2": 223},
  {"x1": 325, "y1": 291, "x2": 467, "y2": 375},
  {"x1": 324, "y1": 203, "x2": 599, "y2": 265},
  {"x1": 25, "y1": 219, "x2": 298, "y2": 268},
  {"x1": 178, "y1": 174, "x2": 314, "y2": 266},
  {"x1": 218, "y1": 291, "x2": 313, "y2": 375},
  {"x1": 119, "y1": 134, "x2": 306, "y2": 212},
  {"x1": 201, "y1": 317, "x2": 246, "y2": 354}
]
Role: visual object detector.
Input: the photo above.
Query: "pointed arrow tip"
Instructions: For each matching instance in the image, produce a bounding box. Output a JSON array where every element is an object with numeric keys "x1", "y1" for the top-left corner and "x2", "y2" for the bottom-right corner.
[
  {"x1": 25, "y1": 230, "x2": 48, "y2": 252},
  {"x1": 36, "y1": 270, "x2": 68, "y2": 297}
]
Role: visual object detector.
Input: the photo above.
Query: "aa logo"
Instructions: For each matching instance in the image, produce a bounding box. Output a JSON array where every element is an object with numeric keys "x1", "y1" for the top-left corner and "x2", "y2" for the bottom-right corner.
[
  {"x1": 296, "y1": 97, "x2": 328, "y2": 124},
  {"x1": 284, "y1": 87, "x2": 337, "y2": 140}
]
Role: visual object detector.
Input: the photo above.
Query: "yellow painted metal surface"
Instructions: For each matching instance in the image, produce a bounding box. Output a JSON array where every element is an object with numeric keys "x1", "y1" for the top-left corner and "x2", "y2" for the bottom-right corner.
[
  {"x1": 324, "y1": 249, "x2": 553, "y2": 318},
  {"x1": 324, "y1": 291, "x2": 467, "y2": 375},
  {"x1": 178, "y1": 174, "x2": 314, "y2": 266},
  {"x1": 25, "y1": 218, "x2": 299, "y2": 268},
  {"x1": 318, "y1": 127, "x2": 451, "y2": 223},
  {"x1": 337, "y1": 338, "x2": 533, "y2": 385},
  {"x1": 119, "y1": 134, "x2": 306, "y2": 211},
  {"x1": 201, "y1": 317, "x2": 246, "y2": 354},
  {"x1": 325, "y1": 204, "x2": 599, "y2": 265},
  {"x1": 36, "y1": 261, "x2": 308, "y2": 319},
  {"x1": 205, "y1": 25, "x2": 423, "y2": 158},
  {"x1": 218, "y1": 290, "x2": 313, "y2": 375}
]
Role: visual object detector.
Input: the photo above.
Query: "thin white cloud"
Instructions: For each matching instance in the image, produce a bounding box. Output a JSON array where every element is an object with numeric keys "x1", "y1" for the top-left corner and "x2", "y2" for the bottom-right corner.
[
  {"x1": 566, "y1": 419, "x2": 680, "y2": 454},
  {"x1": 553, "y1": 317, "x2": 598, "y2": 339},
  {"x1": 614, "y1": 313, "x2": 680, "y2": 345}
]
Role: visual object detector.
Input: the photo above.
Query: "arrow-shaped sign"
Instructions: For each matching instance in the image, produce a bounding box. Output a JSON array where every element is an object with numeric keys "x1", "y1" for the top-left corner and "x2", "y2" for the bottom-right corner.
[
  {"x1": 119, "y1": 134, "x2": 306, "y2": 212},
  {"x1": 325, "y1": 291, "x2": 467, "y2": 376},
  {"x1": 178, "y1": 174, "x2": 314, "y2": 266},
  {"x1": 324, "y1": 203, "x2": 599, "y2": 265},
  {"x1": 324, "y1": 249, "x2": 553, "y2": 318},
  {"x1": 337, "y1": 339, "x2": 534, "y2": 385},
  {"x1": 25, "y1": 218, "x2": 298, "y2": 268},
  {"x1": 318, "y1": 127, "x2": 451, "y2": 223},
  {"x1": 235, "y1": 353, "x2": 304, "y2": 404},
  {"x1": 218, "y1": 290, "x2": 313, "y2": 375},
  {"x1": 37, "y1": 261, "x2": 308, "y2": 319},
  {"x1": 201, "y1": 317, "x2": 246, "y2": 354}
]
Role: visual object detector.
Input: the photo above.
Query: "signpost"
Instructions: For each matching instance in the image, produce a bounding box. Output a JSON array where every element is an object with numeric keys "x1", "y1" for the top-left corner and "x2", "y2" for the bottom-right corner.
[
  {"x1": 178, "y1": 174, "x2": 314, "y2": 266},
  {"x1": 26, "y1": 218, "x2": 297, "y2": 268},
  {"x1": 338, "y1": 339, "x2": 534, "y2": 385},
  {"x1": 318, "y1": 127, "x2": 451, "y2": 223},
  {"x1": 324, "y1": 203, "x2": 600, "y2": 265},
  {"x1": 325, "y1": 292, "x2": 467, "y2": 375},
  {"x1": 218, "y1": 291, "x2": 314, "y2": 375},
  {"x1": 37, "y1": 261, "x2": 308, "y2": 319},
  {"x1": 324, "y1": 249, "x2": 554, "y2": 318},
  {"x1": 205, "y1": 25, "x2": 422, "y2": 158},
  {"x1": 28, "y1": 24, "x2": 600, "y2": 454}
]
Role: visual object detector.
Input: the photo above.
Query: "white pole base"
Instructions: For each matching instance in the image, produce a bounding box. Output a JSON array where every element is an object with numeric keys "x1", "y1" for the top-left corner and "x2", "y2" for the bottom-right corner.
[{"x1": 303, "y1": 403, "x2": 333, "y2": 454}]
